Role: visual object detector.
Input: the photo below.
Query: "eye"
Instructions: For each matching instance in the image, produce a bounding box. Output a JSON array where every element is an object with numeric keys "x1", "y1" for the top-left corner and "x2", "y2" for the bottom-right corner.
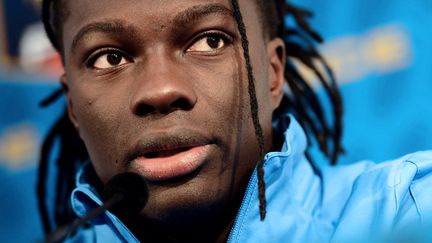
[
  {"x1": 187, "y1": 32, "x2": 233, "y2": 53},
  {"x1": 87, "y1": 49, "x2": 131, "y2": 70}
]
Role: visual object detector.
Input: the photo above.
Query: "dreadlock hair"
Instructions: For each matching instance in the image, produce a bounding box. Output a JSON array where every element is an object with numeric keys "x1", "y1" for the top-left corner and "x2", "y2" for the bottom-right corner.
[{"x1": 38, "y1": 0, "x2": 343, "y2": 233}]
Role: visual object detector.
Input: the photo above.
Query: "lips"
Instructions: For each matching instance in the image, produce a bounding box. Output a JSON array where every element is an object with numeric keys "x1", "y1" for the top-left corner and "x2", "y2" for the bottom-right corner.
[
  {"x1": 144, "y1": 147, "x2": 192, "y2": 158},
  {"x1": 125, "y1": 131, "x2": 215, "y2": 181}
]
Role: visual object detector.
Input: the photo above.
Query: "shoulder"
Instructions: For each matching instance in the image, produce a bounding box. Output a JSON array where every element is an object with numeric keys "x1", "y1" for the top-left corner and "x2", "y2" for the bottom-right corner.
[
  {"x1": 322, "y1": 151, "x2": 432, "y2": 199},
  {"x1": 326, "y1": 150, "x2": 432, "y2": 241},
  {"x1": 345, "y1": 150, "x2": 432, "y2": 203},
  {"x1": 348, "y1": 150, "x2": 432, "y2": 191}
]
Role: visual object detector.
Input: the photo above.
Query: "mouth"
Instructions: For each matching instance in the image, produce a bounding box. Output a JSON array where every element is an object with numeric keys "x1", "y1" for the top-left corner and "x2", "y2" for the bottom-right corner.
[
  {"x1": 126, "y1": 133, "x2": 215, "y2": 182},
  {"x1": 144, "y1": 147, "x2": 193, "y2": 159}
]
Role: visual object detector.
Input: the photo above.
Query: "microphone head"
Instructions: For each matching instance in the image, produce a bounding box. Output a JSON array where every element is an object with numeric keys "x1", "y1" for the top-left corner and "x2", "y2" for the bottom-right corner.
[{"x1": 103, "y1": 172, "x2": 148, "y2": 217}]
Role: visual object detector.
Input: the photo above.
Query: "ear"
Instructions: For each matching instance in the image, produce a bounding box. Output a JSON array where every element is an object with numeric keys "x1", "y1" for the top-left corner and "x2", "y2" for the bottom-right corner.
[
  {"x1": 266, "y1": 37, "x2": 286, "y2": 111},
  {"x1": 60, "y1": 74, "x2": 80, "y2": 132}
]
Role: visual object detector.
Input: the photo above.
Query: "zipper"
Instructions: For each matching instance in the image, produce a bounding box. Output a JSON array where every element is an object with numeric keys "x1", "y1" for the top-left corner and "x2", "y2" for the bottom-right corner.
[
  {"x1": 226, "y1": 168, "x2": 258, "y2": 243},
  {"x1": 225, "y1": 151, "x2": 291, "y2": 242}
]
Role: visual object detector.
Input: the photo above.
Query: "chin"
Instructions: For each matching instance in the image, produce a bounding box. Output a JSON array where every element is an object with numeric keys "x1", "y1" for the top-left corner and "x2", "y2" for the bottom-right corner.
[{"x1": 138, "y1": 177, "x2": 228, "y2": 226}]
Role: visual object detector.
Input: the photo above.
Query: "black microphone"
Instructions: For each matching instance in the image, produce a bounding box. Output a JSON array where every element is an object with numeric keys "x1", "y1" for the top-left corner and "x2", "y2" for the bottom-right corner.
[{"x1": 45, "y1": 172, "x2": 148, "y2": 243}]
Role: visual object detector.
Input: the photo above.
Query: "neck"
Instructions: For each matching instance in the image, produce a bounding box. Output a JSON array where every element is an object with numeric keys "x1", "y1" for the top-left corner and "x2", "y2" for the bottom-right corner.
[
  {"x1": 118, "y1": 176, "x2": 251, "y2": 243},
  {"x1": 121, "y1": 206, "x2": 238, "y2": 243}
]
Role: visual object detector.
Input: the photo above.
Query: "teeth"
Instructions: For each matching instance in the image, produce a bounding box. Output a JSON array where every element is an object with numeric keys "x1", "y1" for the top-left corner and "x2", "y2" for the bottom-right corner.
[{"x1": 145, "y1": 147, "x2": 190, "y2": 158}]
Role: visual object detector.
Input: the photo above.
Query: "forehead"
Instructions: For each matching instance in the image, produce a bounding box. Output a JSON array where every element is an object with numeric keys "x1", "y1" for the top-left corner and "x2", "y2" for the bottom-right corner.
[
  {"x1": 63, "y1": 0, "x2": 260, "y2": 27},
  {"x1": 61, "y1": 0, "x2": 263, "y2": 54}
]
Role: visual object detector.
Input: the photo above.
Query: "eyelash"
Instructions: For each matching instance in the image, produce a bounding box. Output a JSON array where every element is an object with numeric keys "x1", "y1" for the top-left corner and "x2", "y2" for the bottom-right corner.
[
  {"x1": 85, "y1": 47, "x2": 130, "y2": 69},
  {"x1": 188, "y1": 30, "x2": 234, "y2": 50}
]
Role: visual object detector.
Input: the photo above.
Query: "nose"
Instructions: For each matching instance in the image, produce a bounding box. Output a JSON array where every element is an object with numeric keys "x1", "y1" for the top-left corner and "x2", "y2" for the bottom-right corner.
[{"x1": 130, "y1": 53, "x2": 197, "y2": 116}]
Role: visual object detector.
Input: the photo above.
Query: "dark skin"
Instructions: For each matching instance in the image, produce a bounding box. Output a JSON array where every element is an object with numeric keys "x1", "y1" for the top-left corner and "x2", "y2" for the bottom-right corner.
[{"x1": 60, "y1": 0, "x2": 285, "y2": 241}]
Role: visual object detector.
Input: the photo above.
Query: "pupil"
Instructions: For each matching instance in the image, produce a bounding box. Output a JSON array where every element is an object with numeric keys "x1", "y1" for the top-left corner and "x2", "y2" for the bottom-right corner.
[
  {"x1": 207, "y1": 36, "x2": 221, "y2": 49},
  {"x1": 107, "y1": 53, "x2": 122, "y2": 65}
]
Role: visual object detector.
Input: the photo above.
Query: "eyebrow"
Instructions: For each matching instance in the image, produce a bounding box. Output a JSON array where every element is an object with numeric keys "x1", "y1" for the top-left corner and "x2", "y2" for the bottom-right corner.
[
  {"x1": 71, "y1": 20, "x2": 139, "y2": 52},
  {"x1": 70, "y1": 3, "x2": 234, "y2": 52},
  {"x1": 172, "y1": 3, "x2": 234, "y2": 27}
]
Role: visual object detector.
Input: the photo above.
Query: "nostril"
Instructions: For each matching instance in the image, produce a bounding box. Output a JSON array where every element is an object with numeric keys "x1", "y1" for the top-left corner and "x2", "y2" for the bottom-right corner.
[
  {"x1": 171, "y1": 98, "x2": 193, "y2": 111},
  {"x1": 133, "y1": 96, "x2": 194, "y2": 116},
  {"x1": 135, "y1": 103, "x2": 156, "y2": 116}
]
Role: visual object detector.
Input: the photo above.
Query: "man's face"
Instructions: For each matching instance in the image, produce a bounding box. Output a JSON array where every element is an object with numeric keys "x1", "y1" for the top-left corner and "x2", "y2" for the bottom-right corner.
[{"x1": 61, "y1": 0, "x2": 285, "y2": 225}]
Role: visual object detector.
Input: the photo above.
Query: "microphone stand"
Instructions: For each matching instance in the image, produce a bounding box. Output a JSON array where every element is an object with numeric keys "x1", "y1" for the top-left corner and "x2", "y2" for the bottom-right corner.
[{"x1": 44, "y1": 193, "x2": 124, "y2": 243}]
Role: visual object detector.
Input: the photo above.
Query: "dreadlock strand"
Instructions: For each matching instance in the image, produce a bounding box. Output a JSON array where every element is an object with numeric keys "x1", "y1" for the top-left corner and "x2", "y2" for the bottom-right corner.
[
  {"x1": 54, "y1": 114, "x2": 88, "y2": 226},
  {"x1": 314, "y1": 53, "x2": 344, "y2": 164},
  {"x1": 37, "y1": 110, "x2": 71, "y2": 233},
  {"x1": 299, "y1": 44, "x2": 343, "y2": 164},
  {"x1": 291, "y1": 47, "x2": 334, "y2": 129},
  {"x1": 284, "y1": 3, "x2": 323, "y2": 43},
  {"x1": 286, "y1": 51, "x2": 331, "y2": 141},
  {"x1": 39, "y1": 88, "x2": 63, "y2": 108},
  {"x1": 42, "y1": 0, "x2": 59, "y2": 51},
  {"x1": 37, "y1": 117, "x2": 61, "y2": 233},
  {"x1": 38, "y1": 107, "x2": 89, "y2": 233},
  {"x1": 281, "y1": 1, "x2": 343, "y2": 164},
  {"x1": 285, "y1": 66, "x2": 329, "y2": 156},
  {"x1": 284, "y1": 44, "x2": 332, "y2": 156},
  {"x1": 53, "y1": 152, "x2": 68, "y2": 225},
  {"x1": 231, "y1": 0, "x2": 267, "y2": 220}
]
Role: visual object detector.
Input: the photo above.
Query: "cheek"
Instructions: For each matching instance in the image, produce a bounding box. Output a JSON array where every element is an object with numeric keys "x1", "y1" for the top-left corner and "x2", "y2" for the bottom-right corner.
[
  {"x1": 186, "y1": 50, "x2": 247, "y2": 125},
  {"x1": 215, "y1": 53, "x2": 261, "y2": 168},
  {"x1": 70, "y1": 84, "x2": 128, "y2": 182}
]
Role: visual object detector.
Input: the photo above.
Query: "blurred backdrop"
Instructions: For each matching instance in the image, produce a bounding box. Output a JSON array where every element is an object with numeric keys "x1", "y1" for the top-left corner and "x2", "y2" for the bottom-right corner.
[{"x1": 0, "y1": 0, "x2": 431, "y2": 242}]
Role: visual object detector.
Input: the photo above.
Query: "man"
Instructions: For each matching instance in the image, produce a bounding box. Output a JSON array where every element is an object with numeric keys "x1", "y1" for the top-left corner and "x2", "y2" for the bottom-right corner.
[{"x1": 38, "y1": 0, "x2": 432, "y2": 242}]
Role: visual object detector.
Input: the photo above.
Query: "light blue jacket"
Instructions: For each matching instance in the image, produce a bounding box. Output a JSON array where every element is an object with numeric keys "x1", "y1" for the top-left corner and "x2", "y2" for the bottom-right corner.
[{"x1": 67, "y1": 116, "x2": 432, "y2": 242}]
